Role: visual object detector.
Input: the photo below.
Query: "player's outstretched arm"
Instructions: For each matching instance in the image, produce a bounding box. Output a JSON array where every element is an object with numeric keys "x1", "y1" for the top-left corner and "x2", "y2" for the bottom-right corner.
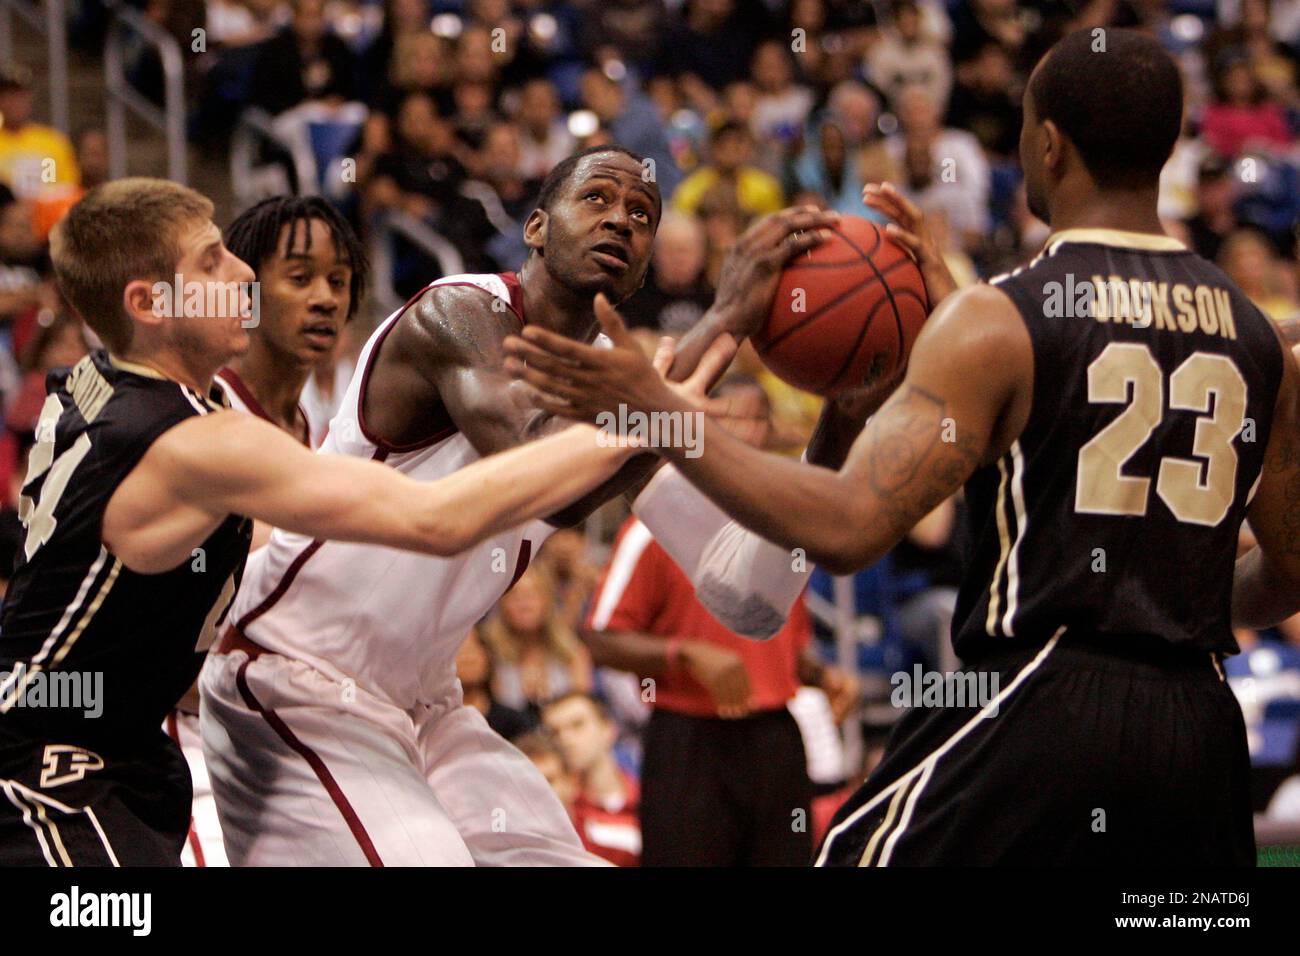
[
  {"x1": 505, "y1": 285, "x2": 1030, "y2": 574},
  {"x1": 1232, "y1": 336, "x2": 1300, "y2": 627},
  {"x1": 382, "y1": 284, "x2": 661, "y2": 527},
  {"x1": 105, "y1": 412, "x2": 636, "y2": 573}
]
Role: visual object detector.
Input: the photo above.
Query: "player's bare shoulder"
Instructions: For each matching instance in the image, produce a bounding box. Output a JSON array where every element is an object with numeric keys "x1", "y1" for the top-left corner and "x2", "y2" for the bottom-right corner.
[
  {"x1": 394, "y1": 283, "x2": 521, "y2": 371},
  {"x1": 365, "y1": 283, "x2": 522, "y2": 443}
]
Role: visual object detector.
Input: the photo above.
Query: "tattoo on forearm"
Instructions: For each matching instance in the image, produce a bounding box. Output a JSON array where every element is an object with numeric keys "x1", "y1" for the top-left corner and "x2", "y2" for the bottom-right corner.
[{"x1": 864, "y1": 385, "x2": 982, "y2": 536}]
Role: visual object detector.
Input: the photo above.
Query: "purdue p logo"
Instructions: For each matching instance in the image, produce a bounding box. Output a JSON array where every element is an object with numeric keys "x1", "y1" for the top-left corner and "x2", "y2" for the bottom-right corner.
[{"x1": 39, "y1": 745, "x2": 104, "y2": 788}]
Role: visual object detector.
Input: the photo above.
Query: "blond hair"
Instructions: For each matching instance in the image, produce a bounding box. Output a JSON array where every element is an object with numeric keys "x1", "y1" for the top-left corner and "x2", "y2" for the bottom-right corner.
[
  {"x1": 49, "y1": 177, "x2": 214, "y2": 353},
  {"x1": 481, "y1": 564, "x2": 586, "y2": 666}
]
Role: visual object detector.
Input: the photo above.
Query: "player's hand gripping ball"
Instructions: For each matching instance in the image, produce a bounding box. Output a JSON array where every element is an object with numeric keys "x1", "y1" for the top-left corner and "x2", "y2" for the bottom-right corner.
[{"x1": 753, "y1": 216, "x2": 931, "y2": 396}]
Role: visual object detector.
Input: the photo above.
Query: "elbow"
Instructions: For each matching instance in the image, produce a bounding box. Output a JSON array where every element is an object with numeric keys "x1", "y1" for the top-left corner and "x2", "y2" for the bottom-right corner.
[
  {"x1": 421, "y1": 515, "x2": 475, "y2": 558},
  {"x1": 808, "y1": 529, "x2": 870, "y2": 576}
]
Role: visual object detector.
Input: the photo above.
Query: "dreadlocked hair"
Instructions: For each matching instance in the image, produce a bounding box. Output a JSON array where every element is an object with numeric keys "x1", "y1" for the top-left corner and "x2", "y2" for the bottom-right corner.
[{"x1": 225, "y1": 195, "x2": 370, "y2": 321}]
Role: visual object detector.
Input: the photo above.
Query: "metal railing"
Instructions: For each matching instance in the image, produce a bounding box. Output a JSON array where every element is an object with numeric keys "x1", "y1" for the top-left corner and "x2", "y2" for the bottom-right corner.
[
  {"x1": 229, "y1": 107, "x2": 318, "y2": 209},
  {"x1": 0, "y1": 0, "x2": 69, "y2": 134},
  {"x1": 368, "y1": 211, "x2": 466, "y2": 315},
  {"x1": 103, "y1": 0, "x2": 185, "y2": 183}
]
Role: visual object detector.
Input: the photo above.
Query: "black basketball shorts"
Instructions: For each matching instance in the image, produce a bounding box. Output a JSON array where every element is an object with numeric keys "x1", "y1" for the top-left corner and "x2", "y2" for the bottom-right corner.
[{"x1": 817, "y1": 630, "x2": 1255, "y2": 866}]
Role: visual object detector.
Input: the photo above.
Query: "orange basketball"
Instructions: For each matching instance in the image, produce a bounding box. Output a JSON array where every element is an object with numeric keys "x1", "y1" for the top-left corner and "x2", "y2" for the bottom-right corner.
[{"x1": 753, "y1": 216, "x2": 931, "y2": 396}]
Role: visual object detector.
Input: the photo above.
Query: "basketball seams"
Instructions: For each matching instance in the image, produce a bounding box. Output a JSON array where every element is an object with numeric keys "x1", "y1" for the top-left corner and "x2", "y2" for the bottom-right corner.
[
  {"x1": 758, "y1": 218, "x2": 930, "y2": 396},
  {"x1": 822, "y1": 296, "x2": 894, "y2": 393},
  {"x1": 761, "y1": 272, "x2": 885, "y2": 351},
  {"x1": 761, "y1": 256, "x2": 918, "y2": 351}
]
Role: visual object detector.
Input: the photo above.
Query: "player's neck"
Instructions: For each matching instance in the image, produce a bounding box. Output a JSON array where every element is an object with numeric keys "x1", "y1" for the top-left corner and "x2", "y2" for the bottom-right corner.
[
  {"x1": 518, "y1": 259, "x2": 599, "y2": 341},
  {"x1": 115, "y1": 347, "x2": 216, "y2": 394},
  {"x1": 229, "y1": 346, "x2": 309, "y2": 429},
  {"x1": 1047, "y1": 186, "x2": 1166, "y2": 237}
]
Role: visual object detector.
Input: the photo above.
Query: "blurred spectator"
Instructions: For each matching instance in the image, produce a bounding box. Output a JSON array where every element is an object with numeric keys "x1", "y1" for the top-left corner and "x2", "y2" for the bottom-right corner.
[
  {"x1": 375, "y1": 30, "x2": 456, "y2": 117},
  {"x1": 584, "y1": 376, "x2": 857, "y2": 865},
  {"x1": 7, "y1": 312, "x2": 89, "y2": 437},
  {"x1": 484, "y1": 565, "x2": 594, "y2": 718},
  {"x1": 0, "y1": 189, "x2": 54, "y2": 331},
  {"x1": 248, "y1": 0, "x2": 358, "y2": 116},
  {"x1": 537, "y1": 528, "x2": 603, "y2": 633},
  {"x1": 516, "y1": 730, "x2": 578, "y2": 808},
  {"x1": 867, "y1": 0, "x2": 952, "y2": 112},
  {"x1": 363, "y1": 91, "x2": 497, "y2": 271},
  {"x1": 1206, "y1": 0, "x2": 1300, "y2": 112},
  {"x1": 579, "y1": 0, "x2": 670, "y2": 73},
  {"x1": 888, "y1": 85, "x2": 990, "y2": 251},
  {"x1": 658, "y1": 0, "x2": 763, "y2": 92},
  {"x1": 456, "y1": 625, "x2": 534, "y2": 739},
  {"x1": 1183, "y1": 154, "x2": 1240, "y2": 262},
  {"x1": 464, "y1": 122, "x2": 544, "y2": 268},
  {"x1": 792, "y1": 111, "x2": 874, "y2": 216},
  {"x1": 696, "y1": 186, "x2": 746, "y2": 288},
  {"x1": 468, "y1": 122, "x2": 543, "y2": 221},
  {"x1": 515, "y1": 78, "x2": 576, "y2": 181},
  {"x1": 945, "y1": 41, "x2": 1021, "y2": 159},
  {"x1": 1218, "y1": 227, "x2": 1300, "y2": 321},
  {"x1": 619, "y1": 211, "x2": 714, "y2": 333},
  {"x1": 363, "y1": 0, "x2": 435, "y2": 107},
  {"x1": 0, "y1": 66, "x2": 80, "y2": 219},
  {"x1": 581, "y1": 67, "x2": 684, "y2": 195},
  {"x1": 827, "y1": 79, "x2": 882, "y2": 149},
  {"x1": 673, "y1": 120, "x2": 784, "y2": 219},
  {"x1": 74, "y1": 129, "x2": 110, "y2": 193},
  {"x1": 454, "y1": 24, "x2": 505, "y2": 90},
  {"x1": 542, "y1": 692, "x2": 641, "y2": 866},
  {"x1": 749, "y1": 40, "x2": 815, "y2": 169},
  {"x1": 949, "y1": 0, "x2": 1024, "y2": 66},
  {"x1": 205, "y1": 0, "x2": 282, "y2": 47},
  {"x1": 1201, "y1": 48, "x2": 1293, "y2": 159}
]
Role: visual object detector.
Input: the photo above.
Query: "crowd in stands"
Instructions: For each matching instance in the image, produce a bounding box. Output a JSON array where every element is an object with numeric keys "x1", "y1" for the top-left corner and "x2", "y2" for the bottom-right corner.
[{"x1": 4, "y1": 0, "x2": 1300, "y2": 861}]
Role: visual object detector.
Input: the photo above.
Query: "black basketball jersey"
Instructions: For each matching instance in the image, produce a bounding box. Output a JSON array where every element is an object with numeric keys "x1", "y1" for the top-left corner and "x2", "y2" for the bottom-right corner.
[
  {"x1": 952, "y1": 230, "x2": 1284, "y2": 660},
  {"x1": 0, "y1": 352, "x2": 251, "y2": 746}
]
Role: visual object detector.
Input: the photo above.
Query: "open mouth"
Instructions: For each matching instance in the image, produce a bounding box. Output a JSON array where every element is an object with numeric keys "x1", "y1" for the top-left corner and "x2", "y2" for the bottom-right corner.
[
  {"x1": 301, "y1": 322, "x2": 338, "y2": 347},
  {"x1": 590, "y1": 241, "x2": 630, "y2": 272}
]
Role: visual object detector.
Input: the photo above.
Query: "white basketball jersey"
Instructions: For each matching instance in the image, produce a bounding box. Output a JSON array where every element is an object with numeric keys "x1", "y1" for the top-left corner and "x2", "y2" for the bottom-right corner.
[
  {"x1": 224, "y1": 273, "x2": 554, "y2": 708},
  {"x1": 215, "y1": 367, "x2": 314, "y2": 447}
]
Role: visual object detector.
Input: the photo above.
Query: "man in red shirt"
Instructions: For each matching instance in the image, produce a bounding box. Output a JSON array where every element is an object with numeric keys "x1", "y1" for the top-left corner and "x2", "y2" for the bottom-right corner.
[
  {"x1": 542, "y1": 692, "x2": 641, "y2": 866},
  {"x1": 585, "y1": 378, "x2": 857, "y2": 866}
]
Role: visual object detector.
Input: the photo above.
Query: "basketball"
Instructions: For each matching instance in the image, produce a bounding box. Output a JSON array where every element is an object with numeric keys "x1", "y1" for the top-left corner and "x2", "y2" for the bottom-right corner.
[{"x1": 753, "y1": 216, "x2": 931, "y2": 396}]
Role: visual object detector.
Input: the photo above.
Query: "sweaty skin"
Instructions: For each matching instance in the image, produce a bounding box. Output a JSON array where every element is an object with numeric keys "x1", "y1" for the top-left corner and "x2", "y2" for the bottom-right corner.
[{"x1": 360, "y1": 151, "x2": 848, "y2": 526}]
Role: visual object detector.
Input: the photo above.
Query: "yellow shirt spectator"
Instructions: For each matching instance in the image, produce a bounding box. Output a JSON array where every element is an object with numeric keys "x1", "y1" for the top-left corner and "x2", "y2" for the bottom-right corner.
[
  {"x1": 673, "y1": 166, "x2": 785, "y2": 219},
  {"x1": 0, "y1": 123, "x2": 81, "y2": 200}
]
